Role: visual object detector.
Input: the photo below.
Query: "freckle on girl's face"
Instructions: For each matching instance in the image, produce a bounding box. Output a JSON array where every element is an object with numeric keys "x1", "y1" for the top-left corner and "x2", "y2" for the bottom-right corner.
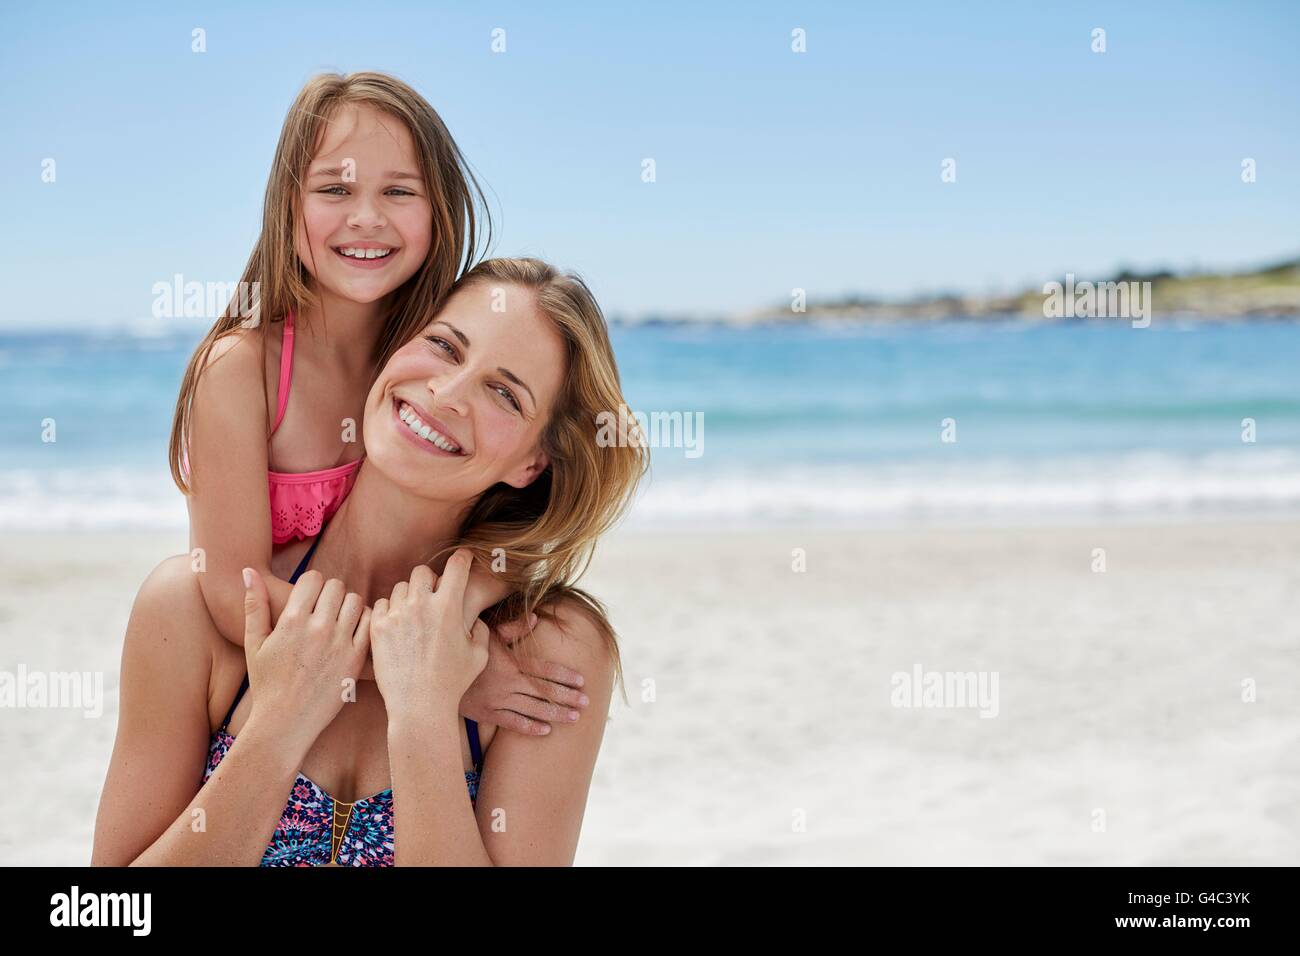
[{"x1": 295, "y1": 103, "x2": 433, "y2": 307}]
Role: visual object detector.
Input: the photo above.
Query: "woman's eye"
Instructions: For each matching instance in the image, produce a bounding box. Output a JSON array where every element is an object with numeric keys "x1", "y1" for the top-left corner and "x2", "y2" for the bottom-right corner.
[
  {"x1": 420, "y1": 336, "x2": 519, "y2": 411},
  {"x1": 495, "y1": 385, "x2": 521, "y2": 411}
]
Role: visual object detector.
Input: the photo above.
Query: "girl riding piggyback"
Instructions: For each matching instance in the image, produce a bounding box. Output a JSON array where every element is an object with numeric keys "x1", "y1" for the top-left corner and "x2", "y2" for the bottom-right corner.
[{"x1": 168, "y1": 72, "x2": 589, "y2": 735}]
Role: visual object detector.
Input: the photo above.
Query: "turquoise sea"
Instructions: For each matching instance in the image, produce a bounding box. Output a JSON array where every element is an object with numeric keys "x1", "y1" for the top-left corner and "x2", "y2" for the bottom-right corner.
[{"x1": 2, "y1": 319, "x2": 1298, "y2": 529}]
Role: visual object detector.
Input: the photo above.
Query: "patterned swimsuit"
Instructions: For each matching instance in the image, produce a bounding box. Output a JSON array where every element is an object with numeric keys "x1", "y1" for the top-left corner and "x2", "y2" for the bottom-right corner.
[{"x1": 201, "y1": 535, "x2": 483, "y2": 866}]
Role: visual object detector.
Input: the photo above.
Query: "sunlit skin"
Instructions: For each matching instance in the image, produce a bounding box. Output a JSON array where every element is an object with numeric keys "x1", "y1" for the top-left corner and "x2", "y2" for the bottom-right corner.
[
  {"x1": 90, "y1": 278, "x2": 608, "y2": 865},
  {"x1": 251, "y1": 280, "x2": 573, "y2": 798},
  {"x1": 260, "y1": 279, "x2": 567, "y2": 682},
  {"x1": 200, "y1": 100, "x2": 437, "y2": 639},
  {"x1": 295, "y1": 102, "x2": 434, "y2": 330},
  {"x1": 362, "y1": 280, "x2": 564, "y2": 508},
  {"x1": 280, "y1": 113, "x2": 567, "y2": 692},
  {"x1": 186, "y1": 102, "x2": 438, "y2": 655}
]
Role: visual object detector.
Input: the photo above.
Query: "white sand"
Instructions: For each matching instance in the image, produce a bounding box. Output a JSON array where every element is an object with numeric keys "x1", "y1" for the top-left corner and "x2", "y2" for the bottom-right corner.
[{"x1": 2, "y1": 520, "x2": 1297, "y2": 865}]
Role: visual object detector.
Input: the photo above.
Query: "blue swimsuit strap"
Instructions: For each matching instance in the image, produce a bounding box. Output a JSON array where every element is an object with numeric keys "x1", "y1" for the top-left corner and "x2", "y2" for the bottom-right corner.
[
  {"x1": 216, "y1": 533, "x2": 485, "y2": 774},
  {"x1": 467, "y1": 718, "x2": 483, "y2": 771},
  {"x1": 218, "y1": 536, "x2": 321, "y2": 730}
]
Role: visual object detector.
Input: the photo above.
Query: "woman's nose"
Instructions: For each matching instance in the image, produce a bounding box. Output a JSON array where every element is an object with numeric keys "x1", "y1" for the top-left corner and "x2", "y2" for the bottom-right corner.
[{"x1": 426, "y1": 366, "x2": 471, "y2": 416}]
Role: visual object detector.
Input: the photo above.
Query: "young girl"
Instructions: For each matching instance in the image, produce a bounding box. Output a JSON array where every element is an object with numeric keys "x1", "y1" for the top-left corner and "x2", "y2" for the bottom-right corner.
[{"x1": 169, "y1": 72, "x2": 587, "y2": 735}]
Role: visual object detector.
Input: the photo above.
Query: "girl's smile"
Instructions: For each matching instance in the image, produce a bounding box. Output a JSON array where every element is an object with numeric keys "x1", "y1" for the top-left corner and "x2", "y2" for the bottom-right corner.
[{"x1": 332, "y1": 241, "x2": 400, "y2": 269}]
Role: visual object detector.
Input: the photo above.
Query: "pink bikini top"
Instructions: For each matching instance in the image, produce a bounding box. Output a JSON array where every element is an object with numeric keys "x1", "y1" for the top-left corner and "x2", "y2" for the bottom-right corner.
[{"x1": 268, "y1": 312, "x2": 362, "y2": 544}]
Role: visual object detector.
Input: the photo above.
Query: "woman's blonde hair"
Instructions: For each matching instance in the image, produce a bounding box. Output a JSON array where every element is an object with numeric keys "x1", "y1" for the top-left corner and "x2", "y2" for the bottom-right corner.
[
  {"x1": 168, "y1": 71, "x2": 490, "y2": 492},
  {"x1": 435, "y1": 258, "x2": 650, "y2": 696}
]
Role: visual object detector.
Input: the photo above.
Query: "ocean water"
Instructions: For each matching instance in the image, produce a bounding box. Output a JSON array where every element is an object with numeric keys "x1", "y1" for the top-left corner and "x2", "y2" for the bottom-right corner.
[{"x1": 1, "y1": 319, "x2": 1298, "y2": 530}]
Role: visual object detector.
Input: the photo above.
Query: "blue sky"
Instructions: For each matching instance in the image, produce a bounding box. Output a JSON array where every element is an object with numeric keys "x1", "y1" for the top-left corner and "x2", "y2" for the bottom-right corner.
[{"x1": 2, "y1": 0, "x2": 1297, "y2": 327}]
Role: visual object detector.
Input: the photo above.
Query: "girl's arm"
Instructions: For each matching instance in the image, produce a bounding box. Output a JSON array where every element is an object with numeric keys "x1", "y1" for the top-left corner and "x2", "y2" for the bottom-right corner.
[
  {"x1": 185, "y1": 331, "x2": 294, "y2": 645},
  {"x1": 388, "y1": 599, "x2": 615, "y2": 865},
  {"x1": 91, "y1": 556, "x2": 308, "y2": 866}
]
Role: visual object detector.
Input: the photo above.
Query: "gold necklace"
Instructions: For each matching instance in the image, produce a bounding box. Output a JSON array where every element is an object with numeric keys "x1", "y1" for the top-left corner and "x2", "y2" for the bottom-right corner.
[{"x1": 328, "y1": 799, "x2": 356, "y2": 865}]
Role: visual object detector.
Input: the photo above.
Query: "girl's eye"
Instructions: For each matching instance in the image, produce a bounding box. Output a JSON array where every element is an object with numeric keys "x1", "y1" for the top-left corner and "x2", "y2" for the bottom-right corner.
[{"x1": 316, "y1": 185, "x2": 418, "y2": 197}]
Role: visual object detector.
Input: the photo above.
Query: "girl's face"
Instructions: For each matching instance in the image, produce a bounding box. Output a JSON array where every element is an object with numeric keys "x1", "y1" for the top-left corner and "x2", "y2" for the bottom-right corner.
[
  {"x1": 362, "y1": 281, "x2": 567, "y2": 503},
  {"x1": 296, "y1": 104, "x2": 433, "y2": 307}
]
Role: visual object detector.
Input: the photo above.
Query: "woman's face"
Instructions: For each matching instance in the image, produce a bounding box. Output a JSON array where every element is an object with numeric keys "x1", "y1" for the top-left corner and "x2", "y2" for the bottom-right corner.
[
  {"x1": 362, "y1": 280, "x2": 567, "y2": 501},
  {"x1": 295, "y1": 103, "x2": 433, "y2": 306}
]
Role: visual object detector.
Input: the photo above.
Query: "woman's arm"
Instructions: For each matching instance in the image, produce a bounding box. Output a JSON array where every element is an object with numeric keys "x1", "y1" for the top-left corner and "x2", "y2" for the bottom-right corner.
[
  {"x1": 388, "y1": 599, "x2": 615, "y2": 866},
  {"x1": 185, "y1": 330, "x2": 294, "y2": 646},
  {"x1": 91, "y1": 556, "x2": 308, "y2": 866}
]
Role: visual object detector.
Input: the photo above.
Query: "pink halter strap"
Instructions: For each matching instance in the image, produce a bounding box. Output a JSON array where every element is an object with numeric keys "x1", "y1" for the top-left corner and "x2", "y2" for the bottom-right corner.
[{"x1": 271, "y1": 311, "x2": 295, "y2": 436}]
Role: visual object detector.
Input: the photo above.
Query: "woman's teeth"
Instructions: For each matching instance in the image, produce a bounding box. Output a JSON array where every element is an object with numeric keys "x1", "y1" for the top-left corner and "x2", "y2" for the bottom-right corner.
[
  {"x1": 337, "y1": 247, "x2": 393, "y2": 259},
  {"x1": 398, "y1": 402, "x2": 462, "y2": 453}
]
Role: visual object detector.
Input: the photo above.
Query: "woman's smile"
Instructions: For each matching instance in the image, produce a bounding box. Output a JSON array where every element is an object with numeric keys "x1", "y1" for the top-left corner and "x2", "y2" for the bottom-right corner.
[{"x1": 392, "y1": 396, "x2": 466, "y2": 456}]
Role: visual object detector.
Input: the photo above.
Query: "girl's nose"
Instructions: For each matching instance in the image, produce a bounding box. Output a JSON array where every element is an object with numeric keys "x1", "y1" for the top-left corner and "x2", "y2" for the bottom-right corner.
[{"x1": 346, "y1": 193, "x2": 386, "y2": 230}]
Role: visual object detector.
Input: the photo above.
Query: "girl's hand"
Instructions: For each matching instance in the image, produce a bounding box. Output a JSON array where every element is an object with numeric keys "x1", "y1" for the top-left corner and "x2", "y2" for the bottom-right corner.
[
  {"x1": 370, "y1": 549, "x2": 490, "y2": 724},
  {"x1": 460, "y1": 616, "x2": 591, "y2": 735},
  {"x1": 242, "y1": 567, "x2": 371, "y2": 756},
  {"x1": 461, "y1": 558, "x2": 513, "y2": 625}
]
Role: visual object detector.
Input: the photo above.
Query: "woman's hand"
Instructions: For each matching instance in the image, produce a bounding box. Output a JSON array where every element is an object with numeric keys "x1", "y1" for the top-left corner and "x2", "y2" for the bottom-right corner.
[
  {"x1": 460, "y1": 617, "x2": 591, "y2": 735},
  {"x1": 370, "y1": 549, "x2": 490, "y2": 724},
  {"x1": 241, "y1": 567, "x2": 371, "y2": 756}
]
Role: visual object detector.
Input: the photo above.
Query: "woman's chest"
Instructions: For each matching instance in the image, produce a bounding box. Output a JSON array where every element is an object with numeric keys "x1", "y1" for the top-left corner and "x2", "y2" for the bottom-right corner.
[
  {"x1": 213, "y1": 669, "x2": 480, "y2": 804},
  {"x1": 295, "y1": 698, "x2": 395, "y2": 804}
]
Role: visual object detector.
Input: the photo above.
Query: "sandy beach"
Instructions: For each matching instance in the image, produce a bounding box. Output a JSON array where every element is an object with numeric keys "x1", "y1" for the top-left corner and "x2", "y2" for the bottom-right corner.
[{"x1": 1, "y1": 519, "x2": 1297, "y2": 866}]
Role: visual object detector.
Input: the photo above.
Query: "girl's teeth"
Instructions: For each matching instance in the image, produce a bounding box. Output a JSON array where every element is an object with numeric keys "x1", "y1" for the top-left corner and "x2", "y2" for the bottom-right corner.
[{"x1": 339, "y1": 247, "x2": 392, "y2": 259}]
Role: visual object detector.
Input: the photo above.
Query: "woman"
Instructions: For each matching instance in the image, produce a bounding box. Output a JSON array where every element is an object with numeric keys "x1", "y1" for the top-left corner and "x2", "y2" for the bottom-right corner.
[{"x1": 91, "y1": 258, "x2": 647, "y2": 866}]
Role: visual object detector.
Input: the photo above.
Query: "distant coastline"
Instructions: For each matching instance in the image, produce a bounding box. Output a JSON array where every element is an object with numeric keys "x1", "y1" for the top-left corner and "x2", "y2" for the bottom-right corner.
[
  {"x1": 6, "y1": 257, "x2": 1300, "y2": 336},
  {"x1": 612, "y1": 255, "x2": 1300, "y2": 326}
]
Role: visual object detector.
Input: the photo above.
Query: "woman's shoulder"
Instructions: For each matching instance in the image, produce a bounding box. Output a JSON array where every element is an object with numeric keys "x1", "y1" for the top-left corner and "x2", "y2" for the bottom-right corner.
[
  {"x1": 124, "y1": 555, "x2": 234, "y2": 731},
  {"x1": 130, "y1": 555, "x2": 228, "y2": 660}
]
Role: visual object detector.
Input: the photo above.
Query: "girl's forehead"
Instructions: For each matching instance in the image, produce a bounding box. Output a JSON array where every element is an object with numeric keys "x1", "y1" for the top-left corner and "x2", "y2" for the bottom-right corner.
[{"x1": 314, "y1": 103, "x2": 415, "y2": 160}]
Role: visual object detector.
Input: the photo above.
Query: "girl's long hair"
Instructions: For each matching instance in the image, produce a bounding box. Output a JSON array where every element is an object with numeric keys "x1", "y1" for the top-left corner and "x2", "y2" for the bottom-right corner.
[
  {"x1": 169, "y1": 71, "x2": 491, "y2": 492},
  {"x1": 435, "y1": 258, "x2": 650, "y2": 697}
]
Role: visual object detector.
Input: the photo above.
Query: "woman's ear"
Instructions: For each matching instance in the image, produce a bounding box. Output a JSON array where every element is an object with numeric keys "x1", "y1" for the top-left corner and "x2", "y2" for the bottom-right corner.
[{"x1": 504, "y1": 449, "x2": 550, "y2": 489}]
